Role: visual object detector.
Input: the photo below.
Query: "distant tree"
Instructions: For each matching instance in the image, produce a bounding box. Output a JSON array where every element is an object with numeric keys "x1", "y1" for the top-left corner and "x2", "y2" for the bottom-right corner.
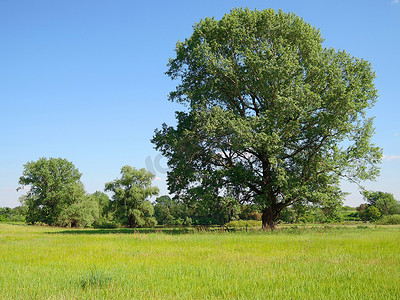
[
  {"x1": 356, "y1": 204, "x2": 369, "y2": 221},
  {"x1": 278, "y1": 206, "x2": 297, "y2": 224},
  {"x1": 154, "y1": 194, "x2": 240, "y2": 226},
  {"x1": 0, "y1": 207, "x2": 11, "y2": 222},
  {"x1": 0, "y1": 207, "x2": 24, "y2": 222},
  {"x1": 279, "y1": 200, "x2": 343, "y2": 224},
  {"x1": 318, "y1": 197, "x2": 344, "y2": 222},
  {"x1": 357, "y1": 203, "x2": 381, "y2": 222},
  {"x1": 89, "y1": 191, "x2": 117, "y2": 228},
  {"x1": 135, "y1": 200, "x2": 158, "y2": 228},
  {"x1": 191, "y1": 196, "x2": 240, "y2": 225},
  {"x1": 154, "y1": 195, "x2": 186, "y2": 225},
  {"x1": 364, "y1": 206, "x2": 381, "y2": 222},
  {"x1": 56, "y1": 190, "x2": 100, "y2": 228},
  {"x1": 18, "y1": 157, "x2": 83, "y2": 225},
  {"x1": 91, "y1": 191, "x2": 112, "y2": 218},
  {"x1": 362, "y1": 190, "x2": 399, "y2": 216},
  {"x1": 239, "y1": 204, "x2": 262, "y2": 221},
  {"x1": 104, "y1": 166, "x2": 159, "y2": 228},
  {"x1": 152, "y1": 8, "x2": 382, "y2": 230}
]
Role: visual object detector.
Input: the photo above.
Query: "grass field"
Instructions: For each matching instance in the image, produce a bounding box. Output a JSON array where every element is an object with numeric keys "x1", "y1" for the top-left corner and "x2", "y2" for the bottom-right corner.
[{"x1": 1, "y1": 223, "x2": 399, "y2": 299}]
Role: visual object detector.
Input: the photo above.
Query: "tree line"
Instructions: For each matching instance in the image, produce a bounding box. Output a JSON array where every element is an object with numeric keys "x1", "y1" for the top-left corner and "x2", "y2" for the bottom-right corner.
[
  {"x1": 4, "y1": 157, "x2": 397, "y2": 228},
  {"x1": 13, "y1": 157, "x2": 250, "y2": 227}
]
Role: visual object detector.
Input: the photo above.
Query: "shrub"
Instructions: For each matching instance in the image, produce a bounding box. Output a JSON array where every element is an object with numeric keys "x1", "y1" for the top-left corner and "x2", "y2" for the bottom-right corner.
[
  {"x1": 378, "y1": 214, "x2": 400, "y2": 225},
  {"x1": 357, "y1": 225, "x2": 369, "y2": 229},
  {"x1": 0, "y1": 206, "x2": 26, "y2": 222},
  {"x1": 57, "y1": 196, "x2": 100, "y2": 228},
  {"x1": 362, "y1": 190, "x2": 399, "y2": 216},
  {"x1": 358, "y1": 205, "x2": 381, "y2": 222},
  {"x1": 92, "y1": 218, "x2": 119, "y2": 229},
  {"x1": 279, "y1": 207, "x2": 297, "y2": 223},
  {"x1": 183, "y1": 217, "x2": 192, "y2": 226}
]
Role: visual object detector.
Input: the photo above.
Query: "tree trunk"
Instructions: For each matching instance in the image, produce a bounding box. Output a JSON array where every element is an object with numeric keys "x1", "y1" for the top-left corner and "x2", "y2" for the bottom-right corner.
[
  {"x1": 262, "y1": 206, "x2": 280, "y2": 231},
  {"x1": 128, "y1": 214, "x2": 136, "y2": 228}
]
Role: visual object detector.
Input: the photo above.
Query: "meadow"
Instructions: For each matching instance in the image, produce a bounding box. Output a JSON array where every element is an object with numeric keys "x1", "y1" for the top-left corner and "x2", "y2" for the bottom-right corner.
[{"x1": 1, "y1": 223, "x2": 399, "y2": 299}]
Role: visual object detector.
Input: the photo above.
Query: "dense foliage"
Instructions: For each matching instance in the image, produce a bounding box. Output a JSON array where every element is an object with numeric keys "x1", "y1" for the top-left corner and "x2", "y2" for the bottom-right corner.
[
  {"x1": 0, "y1": 206, "x2": 26, "y2": 222},
  {"x1": 153, "y1": 8, "x2": 382, "y2": 229},
  {"x1": 13, "y1": 158, "x2": 397, "y2": 228},
  {"x1": 356, "y1": 190, "x2": 400, "y2": 222},
  {"x1": 17, "y1": 157, "x2": 116, "y2": 228},
  {"x1": 362, "y1": 190, "x2": 400, "y2": 215},
  {"x1": 105, "y1": 166, "x2": 159, "y2": 228},
  {"x1": 56, "y1": 186, "x2": 100, "y2": 228},
  {"x1": 153, "y1": 195, "x2": 240, "y2": 226},
  {"x1": 154, "y1": 195, "x2": 191, "y2": 226},
  {"x1": 18, "y1": 157, "x2": 86, "y2": 225},
  {"x1": 378, "y1": 214, "x2": 400, "y2": 225}
]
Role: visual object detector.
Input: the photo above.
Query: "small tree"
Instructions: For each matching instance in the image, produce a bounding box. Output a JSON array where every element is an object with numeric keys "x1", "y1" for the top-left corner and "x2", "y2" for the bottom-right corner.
[
  {"x1": 362, "y1": 190, "x2": 399, "y2": 216},
  {"x1": 357, "y1": 203, "x2": 381, "y2": 222},
  {"x1": 154, "y1": 195, "x2": 185, "y2": 225},
  {"x1": 357, "y1": 204, "x2": 368, "y2": 221},
  {"x1": 91, "y1": 191, "x2": 112, "y2": 218},
  {"x1": 57, "y1": 193, "x2": 100, "y2": 227},
  {"x1": 318, "y1": 197, "x2": 344, "y2": 222},
  {"x1": 191, "y1": 196, "x2": 240, "y2": 225},
  {"x1": 364, "y1": 206, "x2": 381, "y2": 222},
  {"x1": 105, "y1": 166, "x2": 159, "y2": 228},
  {"x1": 0, "y1": 207, "x2": 25, "y2": 222},
  {"x1": 239, "y1": 204, "x2": 262, "y2": 221}
]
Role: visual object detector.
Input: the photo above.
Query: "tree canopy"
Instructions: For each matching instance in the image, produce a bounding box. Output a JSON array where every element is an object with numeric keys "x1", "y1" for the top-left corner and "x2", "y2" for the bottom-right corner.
[
  {"x1": 105, "y1": 166, "x2": 159, "y2": 228},
  {"x1": 152, "y1": 8, "x2": 382, "y2": 229},
  {"x1": 18, "y1": 157, "x2": 91, "y2": 225},
  {"x1": 362, "y1": 190, "x2": 399, "y2": 216}
]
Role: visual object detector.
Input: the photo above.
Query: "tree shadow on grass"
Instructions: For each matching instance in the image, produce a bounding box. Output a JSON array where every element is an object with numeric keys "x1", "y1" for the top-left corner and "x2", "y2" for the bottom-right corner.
[{"x1": 47, "y1": 227, "x2": 204, "y2": 235}]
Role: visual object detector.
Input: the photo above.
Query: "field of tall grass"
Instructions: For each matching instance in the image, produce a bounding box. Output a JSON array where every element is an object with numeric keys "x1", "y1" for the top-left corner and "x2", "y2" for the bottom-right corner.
[{"x1": 1, "y1": 223, "x2": 399, "y2": 299}]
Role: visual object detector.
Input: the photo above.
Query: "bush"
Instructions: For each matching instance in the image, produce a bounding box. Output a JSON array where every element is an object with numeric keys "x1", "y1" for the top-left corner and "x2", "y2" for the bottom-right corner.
[
  {"x1": 358, "y1": 205, "x2": 381, "y2": 222},
  {"x1": 362, "y1": 190, "x2": 399, "y2": 216},
  {"x1": 357, "y1": 225, "x2": 369, "y2": 229},
  {"x1": 378, "y1": 214, "x2": 400, "y2": 225},
  {"x1": 0, "y1": 206, "x2": 26, "y2": 222},
  {"x1": 183, "y1": 217, "x2": 192, "y2": 226},
  {"x1": 279, "y1": 207, "x2": 297, "y2": 223},
  {"x1": 239, "y1": 204, "x2": 261, "y2": 220},
  {"x1": 56, "y1": 196, "x2": 100, "y2": 228},
  {"x1": 92, "y1": 218, "x2": 119, "y2": 229}
]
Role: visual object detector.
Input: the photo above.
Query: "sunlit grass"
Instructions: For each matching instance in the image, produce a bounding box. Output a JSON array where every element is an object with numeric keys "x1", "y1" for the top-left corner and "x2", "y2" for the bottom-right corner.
[{"x1": 1, "y1": 224, "x2": 399, "y2": 299}]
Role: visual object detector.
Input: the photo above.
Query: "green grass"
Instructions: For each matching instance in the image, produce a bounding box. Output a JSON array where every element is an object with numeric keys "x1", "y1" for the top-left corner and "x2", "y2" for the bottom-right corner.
[{"x1": 1, "y1": 224, "x2": 399, "y2": 299}]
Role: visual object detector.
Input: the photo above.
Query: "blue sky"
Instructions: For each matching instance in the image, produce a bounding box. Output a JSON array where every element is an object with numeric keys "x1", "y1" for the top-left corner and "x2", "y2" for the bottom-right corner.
[{"x1": 1, "y1": 0, "x2": 399, "y2": 208}]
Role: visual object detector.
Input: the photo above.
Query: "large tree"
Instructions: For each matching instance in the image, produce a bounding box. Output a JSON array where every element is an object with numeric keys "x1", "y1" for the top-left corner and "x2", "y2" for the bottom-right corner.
[
  {"x1": 18, "y1": 157, "x2": 84, "y2": 225},
  {"x1": 152, "y1": 8, "x2": 382, "y2": 229},
  {"x1": 105, "y1": 166, "x2": 159, "y2": 228}
]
